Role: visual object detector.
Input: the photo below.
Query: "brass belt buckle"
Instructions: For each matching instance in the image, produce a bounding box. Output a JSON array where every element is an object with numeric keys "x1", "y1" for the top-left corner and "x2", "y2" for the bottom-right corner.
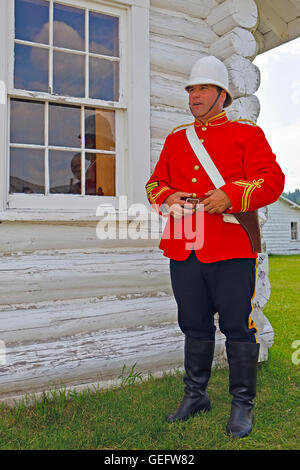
[{"x1": 185, "y1": 197, "x2": 200, "y2": 206}]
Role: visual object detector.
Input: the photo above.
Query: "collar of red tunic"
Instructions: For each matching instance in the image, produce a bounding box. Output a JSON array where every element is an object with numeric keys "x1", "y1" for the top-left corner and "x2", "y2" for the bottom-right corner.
[{"x1": 195, "y1": 111, "x2": 229, "y2": 127}]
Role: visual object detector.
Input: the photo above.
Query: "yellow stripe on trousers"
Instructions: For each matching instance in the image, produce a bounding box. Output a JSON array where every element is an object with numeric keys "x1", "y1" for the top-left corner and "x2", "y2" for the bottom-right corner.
[{"x1": 248, "y1": 258, "x2": 258, "y2": 343}]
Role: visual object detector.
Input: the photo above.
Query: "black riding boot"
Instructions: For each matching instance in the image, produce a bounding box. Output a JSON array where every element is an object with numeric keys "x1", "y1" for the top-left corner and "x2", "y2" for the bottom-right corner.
[
  {"x1": 166, "y1": 337, "x2": 215, "y2": 422},
  {"x1": 225, "y1": 341, "x2": 260, "y2": 438}
]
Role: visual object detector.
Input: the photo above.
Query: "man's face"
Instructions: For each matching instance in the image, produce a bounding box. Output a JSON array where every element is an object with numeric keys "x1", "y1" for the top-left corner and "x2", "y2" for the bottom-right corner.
[{"x1": 187, "y1": 84, "x2": 225, "y2": 120}]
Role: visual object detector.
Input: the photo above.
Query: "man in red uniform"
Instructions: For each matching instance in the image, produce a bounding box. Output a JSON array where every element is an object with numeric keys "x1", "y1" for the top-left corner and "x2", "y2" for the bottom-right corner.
[{"x1": 145, "y1": 56, "x2": 285, "y2": 438}]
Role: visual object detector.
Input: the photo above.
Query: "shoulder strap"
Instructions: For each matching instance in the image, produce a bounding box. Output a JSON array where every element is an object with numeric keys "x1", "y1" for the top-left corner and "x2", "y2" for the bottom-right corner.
[
  {"x1": 185, "y1": 125, "x2": 225, "y2": 189},
  {"x1": 185, "y1": 126, "x2": 240, "y2": 225}
]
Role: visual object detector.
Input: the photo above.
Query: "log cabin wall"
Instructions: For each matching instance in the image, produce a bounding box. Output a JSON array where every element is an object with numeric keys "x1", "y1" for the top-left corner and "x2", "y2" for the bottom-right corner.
[{"x1": 0, "y1": 0, "x2": 274, "y2": 404}]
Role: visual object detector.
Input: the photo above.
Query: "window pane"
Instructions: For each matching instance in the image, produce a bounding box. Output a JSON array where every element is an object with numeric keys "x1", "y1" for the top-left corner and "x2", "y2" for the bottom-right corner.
[
  {"x1": 85, "y1": 153, "x2": 115, "y2": 196},
  {"x1": 53, "y1": 3, "x2": 84, "y2": 51},
  {"x1": 89, "y1": 12, "x2": 119, "y2": 57},
  {"x1": 291, "y1": 222, "x2": 298, "y2": 240},
  {"x1": 84, "y1": 109, "x2": 115, "y2": 151},
  {"x1": 49, "y1": 104, "x2": 81, "y2": 148},
  {"x1": 10, "y1": 99, "x2": 44, "y2": 145},
  {"x1": 10, "y1": 148, "x2": 44, "y2": 193},
  {"x1": 89, "y1": 58, "x2": 119, "y2": 101},
  {"x1": 53, "y1": 51, "x2": 85, "y2": 97},
  {"x1": 14, "y1": 44, "x2": 49, "y2": 92},
  {"x1": 49, "y1": 150, "x2": 81, "y2": 194},
  {"x1": 15, "y1": 0, "x2": 49, "y2": 44}
]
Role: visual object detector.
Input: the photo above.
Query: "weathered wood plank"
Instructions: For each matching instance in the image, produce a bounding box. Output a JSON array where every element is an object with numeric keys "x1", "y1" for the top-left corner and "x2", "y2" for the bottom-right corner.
[
  {"x1": 150, "y1": 38, "x2": 206, "y2": 76},
  {"x1": 151, "y1": 72, "x2": 188, "y2": 110},
  {"x1": 151, "y1": 106, "x2": 192, "y2": 140},
  {"x1": 0, "y1": 312, "x2": 271, "y2": 402},
  {"x1": 0, "y1": 220, "x2": 163, "y2": 253},
  {"x1": 0, "y1": 248, "x2": 171, "y2": 305},
  {"x1": 0, "y1": 322, "x2": 185, "y2": 398},
  {"x1": 0, "y1": 294, "x2": 177, "y2": 344},
  {"x1": 150, "y1": 0, "x2": 218, "y2": 19},
  {"x1": 150, "y1": 9, "x2": 217, "y2": 45}
]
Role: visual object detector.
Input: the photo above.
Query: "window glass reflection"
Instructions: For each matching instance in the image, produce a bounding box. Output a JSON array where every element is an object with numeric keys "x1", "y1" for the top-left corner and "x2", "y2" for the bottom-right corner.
[
  {"x1": 85, "y1": 153, "x2": 115, "y2": 196},
  {"x1": 14, "y1": 44, "x2": 49, "y2": 92},
  {"x1": 53, "y1": 51, "x2": 85, "y2": 97},
  {"x1": 49, "y1": 104, "x2": 81, "y2": 148},
  {"x1": 49, "y1": 151, "x2": 115, "y2": 196},
  {"x1": 89, "y1": 12, "x2": 119, "y2": 57},
  {"x1": 15, "y1": 0, "x2": 49, "y2": 44},
  {"x1": 89, "y1": 58, "x2": 119, "y2": 101},
  {"x1": 10, "y1": 99, "x2": 44, "y2": 145},
  {"x1": 84, "y1": 109, "x2": 115, "y2": 151},
  {"x1": 10, "y1": 148, "x2": 44, "y2": 193},
  {"x1": 53, "y1": 3, "x2": 84, "y2": 51},
  {"x1": 49, "y1": 150, "x2": 82, "y2": 193}
]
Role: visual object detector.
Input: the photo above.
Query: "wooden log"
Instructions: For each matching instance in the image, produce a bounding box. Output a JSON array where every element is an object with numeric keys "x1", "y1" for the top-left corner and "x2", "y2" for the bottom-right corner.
[
  {"x1": 150, "y1": 71, "x2": 188, "y2": 110},
  {"x1": 209, "y1": 26, "x2": 257, "y2": 60},
  {"x1": 151, "y1": 106, "x2": 193, "y2": 140},
  {"x1": 0, "y1": 321, "x2": 185, "y2": 399},
  {"x1": 206, "y1": 0, "x2": 258, "y2": 35},
  {"x1": 0, "y1": 294, "x2": 177, "y2": 344},
  {"x1": 226, "y1": 94, "x2": 260, "y2": 123},
  {"x1": 150, "y1": 0, "x2": 218, "y2": 20},
  {"x1": 224, "y1": 54, "x2": 260, "y2": 98},
  {"x1": 0, "y1": 248, "x2": 171, "y2": 305},
  {"x1": 0, "y1": 297, "x2": 271, "y2": 402},
  {"x1": 150, "y1": 9, "x2": 218, "y2": 46},
  {"x1": 150, "y1": 38, "x2": 206, "y2": 76}
]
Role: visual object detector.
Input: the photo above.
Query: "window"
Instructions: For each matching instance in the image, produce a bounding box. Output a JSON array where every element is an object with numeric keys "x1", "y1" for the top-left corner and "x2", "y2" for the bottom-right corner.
[
  {"x1": 291, "y1": 222, "x2": 298, "y2": 241},
  {"x1": 0, "y1": 0, "x2": 150, "y2": 214},
  {"x1": 11, "y1": 0, "x2": 120, "y2": 203}
]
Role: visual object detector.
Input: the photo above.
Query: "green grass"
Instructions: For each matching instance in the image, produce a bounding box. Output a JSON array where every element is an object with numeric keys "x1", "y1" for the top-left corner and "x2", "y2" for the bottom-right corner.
[{"x1": 0, "y1": 255, "x2": 299, "y2": 450}]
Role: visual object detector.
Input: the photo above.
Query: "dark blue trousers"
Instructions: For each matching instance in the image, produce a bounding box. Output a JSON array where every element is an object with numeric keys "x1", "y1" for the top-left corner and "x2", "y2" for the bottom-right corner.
[{"x1": 170, "y1": 251, "x2": 258, "y2": 343}]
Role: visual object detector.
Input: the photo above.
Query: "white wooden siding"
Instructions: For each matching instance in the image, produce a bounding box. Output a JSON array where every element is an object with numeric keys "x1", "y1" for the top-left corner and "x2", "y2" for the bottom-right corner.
[{"x1": 262, "y1": 198, "x2": 300, "y2": 254}]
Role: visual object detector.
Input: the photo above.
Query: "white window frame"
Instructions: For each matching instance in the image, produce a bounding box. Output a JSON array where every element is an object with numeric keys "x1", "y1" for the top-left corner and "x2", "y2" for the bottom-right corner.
[{"x1": 0, "y1": 0, "x2": 150, "y2": 219}]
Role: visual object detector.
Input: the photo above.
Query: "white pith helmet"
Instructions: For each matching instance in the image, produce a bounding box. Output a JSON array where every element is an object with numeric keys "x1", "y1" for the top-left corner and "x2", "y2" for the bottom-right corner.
[{"x1": 185, "y1": 55, "x2": 233, "y2": 107}]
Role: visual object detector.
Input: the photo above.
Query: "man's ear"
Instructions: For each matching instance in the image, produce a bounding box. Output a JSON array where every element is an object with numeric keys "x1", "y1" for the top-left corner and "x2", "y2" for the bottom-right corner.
[{"x1": 220, "y1": 89, "x2": 227, "y2": 107}]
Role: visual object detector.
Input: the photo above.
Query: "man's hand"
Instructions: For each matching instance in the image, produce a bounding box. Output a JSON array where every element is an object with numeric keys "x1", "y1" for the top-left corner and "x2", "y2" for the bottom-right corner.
[
  {"x1": 164, "y1": 191, "x2": 194, "y2": 218},
  {"x1": 202, "y1": 189, "x2": 232, "y2": 214}
]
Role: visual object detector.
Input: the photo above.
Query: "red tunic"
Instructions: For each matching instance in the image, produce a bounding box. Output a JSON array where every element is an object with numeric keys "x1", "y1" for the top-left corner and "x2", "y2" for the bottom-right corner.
[{"x1": 145, "y1": 112, "x2": 285, "y2": 262}]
